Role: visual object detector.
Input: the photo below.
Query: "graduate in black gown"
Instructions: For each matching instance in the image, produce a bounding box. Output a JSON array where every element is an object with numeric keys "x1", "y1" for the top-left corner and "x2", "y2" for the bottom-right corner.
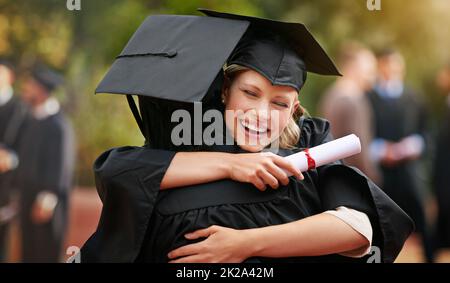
[
  {"x1": 433, "y1": 63, "x2": 450, "y2": 250},
  {"x1": 367, "y1": 49, "x2": 433, "y2": 262},
  {"x1": 17, "y1": 65, "x2": 75, "y2": 262},
  {"x1": 81, "y1": 10, "x2": 414, "y2": 263},
  {"x1": 0, "y1": 59, "x2": 29, "y2": 261}
]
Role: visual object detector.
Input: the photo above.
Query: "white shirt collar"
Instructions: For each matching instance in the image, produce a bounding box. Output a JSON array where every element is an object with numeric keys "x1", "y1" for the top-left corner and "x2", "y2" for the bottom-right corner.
[
  {"x1": 33, "y1": 97, "x2": 60, "y2": 120},
  {"x1": 375, "y1": 79, "x2": 404, "y2": 99},
  {"x1": 0, "y1": 86, "x2": 13, "y2": 107}
]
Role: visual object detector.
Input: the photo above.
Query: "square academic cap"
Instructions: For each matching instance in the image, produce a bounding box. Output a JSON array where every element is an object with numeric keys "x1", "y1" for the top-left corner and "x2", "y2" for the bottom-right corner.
[
  {"x1": 95, "y1": 15, "x2": 249, "y2": 103},
  {"x1": 199, "y1": 9, "x2": 341, "y2": 78},
  {"x1": 30, "y1": 64, "x2": 65, "y2": 93},
  {"x1": 95, "y1": 9, "x2": 340, "y2": 102},
  {"x1": 95, "y1": 10, "x2": 340, "y2": 136},
  {"x1": 0, "y1": 58, "x2": 15, "y2": 73}
]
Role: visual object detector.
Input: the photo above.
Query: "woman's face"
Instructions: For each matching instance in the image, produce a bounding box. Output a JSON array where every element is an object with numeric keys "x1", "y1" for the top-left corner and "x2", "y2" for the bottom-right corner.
[{"x1": 224, "y1": 69, "x2": 299, "y2": 152}]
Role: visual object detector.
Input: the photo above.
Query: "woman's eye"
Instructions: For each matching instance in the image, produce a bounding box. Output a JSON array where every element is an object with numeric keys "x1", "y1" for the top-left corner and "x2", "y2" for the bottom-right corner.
[
  {"x1": 273, "y1": 101, "x2": 288, "y2": 108},
  {"x1": 244, "y1": 90, "x2": 258, "y2": 97}
]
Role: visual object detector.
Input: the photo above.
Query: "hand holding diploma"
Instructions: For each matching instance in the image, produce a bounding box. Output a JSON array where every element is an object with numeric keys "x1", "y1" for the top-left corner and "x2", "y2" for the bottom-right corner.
[
  {"x1": 227, "y1": 134, "x2": 360, "y2": 190},
  {"x1": 284, "y1": 134, "x2": 361, "y2": 175}
]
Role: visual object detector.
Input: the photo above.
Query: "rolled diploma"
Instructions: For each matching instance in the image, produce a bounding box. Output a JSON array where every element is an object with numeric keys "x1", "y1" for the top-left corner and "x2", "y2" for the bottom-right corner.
[{"x1": 284, "y1": 134, "x2": 361, "y2": 175}]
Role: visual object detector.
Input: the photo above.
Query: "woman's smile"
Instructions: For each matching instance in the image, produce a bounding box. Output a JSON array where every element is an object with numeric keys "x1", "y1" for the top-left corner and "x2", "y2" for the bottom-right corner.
[
  {"x1": 239, "y1": 117, "x2": 270, "y2": 134},
  {"x1": 238, "y1": 117, "x2": 271, "y2": 145}
]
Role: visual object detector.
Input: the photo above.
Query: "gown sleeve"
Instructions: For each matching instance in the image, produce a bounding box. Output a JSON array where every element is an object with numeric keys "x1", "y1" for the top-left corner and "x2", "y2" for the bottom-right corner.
[
  {"x1": 299, "y1": 117, "x2": 415, "y2": 263},
  {"x1": 80, "y1": 146, "x2": 176, "y2": 262}
]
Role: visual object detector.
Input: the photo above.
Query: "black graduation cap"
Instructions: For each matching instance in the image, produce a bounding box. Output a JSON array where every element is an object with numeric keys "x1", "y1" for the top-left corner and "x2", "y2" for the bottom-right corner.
[
  {"x1": 95, "y1": 9, "x2": 340, "y2": 137},
  {"x1": 95, "y1": 14, "x2": 249, "y2": 103},
  {"x1": 30, "y1": 64, "x2": 64, "y2": 93},
  {"x1": 0, "y1": 58, "x2": 15, "y2": 73},
  {"x1": 199, "y1": 9, "x2": 341, "y2": 91}
]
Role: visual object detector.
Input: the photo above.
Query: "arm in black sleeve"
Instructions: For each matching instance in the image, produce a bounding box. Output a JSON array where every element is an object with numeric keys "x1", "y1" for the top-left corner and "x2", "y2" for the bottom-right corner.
[
  {"x1": 39, "y1": 120, "x2": 74, "y2": 199},
  {"x1": 80, "y1": 146, "x2": 176, "y2": 262}
]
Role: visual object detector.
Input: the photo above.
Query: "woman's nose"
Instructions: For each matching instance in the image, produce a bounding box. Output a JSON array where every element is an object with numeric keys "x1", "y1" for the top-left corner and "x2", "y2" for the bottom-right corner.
[
  {"x1": 246, "y1": 103, "x2": 270, "y2": 127},
  {"x1": 256, "y1": 109, "x2": 270, "y2": 123},
  {"x1": 249, "y1": 97, "x2": 268, "y2": 111},
  {"x1": 256, "y1": 100, "x2": 271, "y2": 119}
]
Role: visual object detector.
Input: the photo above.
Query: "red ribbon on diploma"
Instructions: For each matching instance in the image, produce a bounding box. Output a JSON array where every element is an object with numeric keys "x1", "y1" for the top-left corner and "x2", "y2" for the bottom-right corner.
[{"x1": 304, "y1": 148, "x2": 316, "y2": 170}]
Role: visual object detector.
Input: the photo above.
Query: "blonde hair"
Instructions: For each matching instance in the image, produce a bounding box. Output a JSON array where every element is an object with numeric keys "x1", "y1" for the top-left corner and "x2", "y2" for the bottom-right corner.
[{"x1": 223, "y1": 64, "x2": 304, "y2": 149}]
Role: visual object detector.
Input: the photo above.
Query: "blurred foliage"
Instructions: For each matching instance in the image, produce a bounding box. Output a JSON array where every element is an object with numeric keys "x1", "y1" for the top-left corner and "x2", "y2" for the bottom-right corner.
[{"x1": 0, "y1": 0, "x2": 449, "y2": 185}]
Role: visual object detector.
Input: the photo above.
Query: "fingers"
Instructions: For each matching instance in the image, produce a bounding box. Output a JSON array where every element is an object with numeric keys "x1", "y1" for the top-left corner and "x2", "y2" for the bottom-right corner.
[
  {"x1": 257, "y1": 168, "x2": 279, "y2": 189},
  {"x1": 271, "y1": 155, "x2": 304, "y2": 180},
  {"x1": 250, "y1": 175, "x2": 267, "y2": 191},
  {"x1": 185, "y1": 225, "x2": 220, "y2": 240},
  {"x1": 0, "y1": 160, "x2": 10, "y2": 173},
  {"x1": 0, "y1": 151, "x2": 12, "y2": 173},
  {"x1": 169, "y1": 255, "x2": 207, "y2": 263},
  {"x1": 168, "y1": 242, "x2": 203, "y2": 260},
  {"x1": 169, "y1": 225, "x2": 227, "y2": 262},
  {"x1": 184, "y1": 228, "x2": 211, "y2": 240},
  {"x1": 264, "y1": 161, "x2": 290, "y2": 186},
  {"x1": 246, "y1": 152, "x2": 305, "y2": 191}
]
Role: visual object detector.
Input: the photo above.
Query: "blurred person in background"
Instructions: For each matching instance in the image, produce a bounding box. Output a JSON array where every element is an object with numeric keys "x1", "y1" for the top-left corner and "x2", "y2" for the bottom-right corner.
[
  {"x1": 0, "y1": 59, "x2": 29, "y2": 262},
  {"x1": 367, "y1": 49, "x2": 433, "y2": 262},
  {"x1": 319, "y1": 43, "x2": 380, "y2": 184},
  {"x1": 17, "y1": 64, "x2": 75, "y2": 262},
  {"x1": 433, "y1": 62, "x2": 450, "y2": 253}
]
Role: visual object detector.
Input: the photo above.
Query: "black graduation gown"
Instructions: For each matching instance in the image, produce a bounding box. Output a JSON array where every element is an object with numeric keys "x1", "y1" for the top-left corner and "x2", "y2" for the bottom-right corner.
[
  {"x1": 0, "y1": 95, "x2": 29, "y2": 260},
  {"x1": 367, "y1": 88, "x2": 428, "y2": 233},
  {"x1": 81, "y1": 118, "x2": 413, "y2": 263},
  {"x1": 433, "y1": 104, "x2": 450, "y2": 248},
  {"x1": 0, "y1": 95, "x2": 28, "y2": 207},
  {"x1": 16, "y1": 111, "x2": 75, "y2": 262}
]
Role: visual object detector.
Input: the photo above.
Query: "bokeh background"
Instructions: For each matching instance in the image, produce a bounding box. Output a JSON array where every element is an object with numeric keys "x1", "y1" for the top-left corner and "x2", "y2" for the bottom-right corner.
[{"x1": 1, "y1": 0, "x2": 449, "y2": 262}]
